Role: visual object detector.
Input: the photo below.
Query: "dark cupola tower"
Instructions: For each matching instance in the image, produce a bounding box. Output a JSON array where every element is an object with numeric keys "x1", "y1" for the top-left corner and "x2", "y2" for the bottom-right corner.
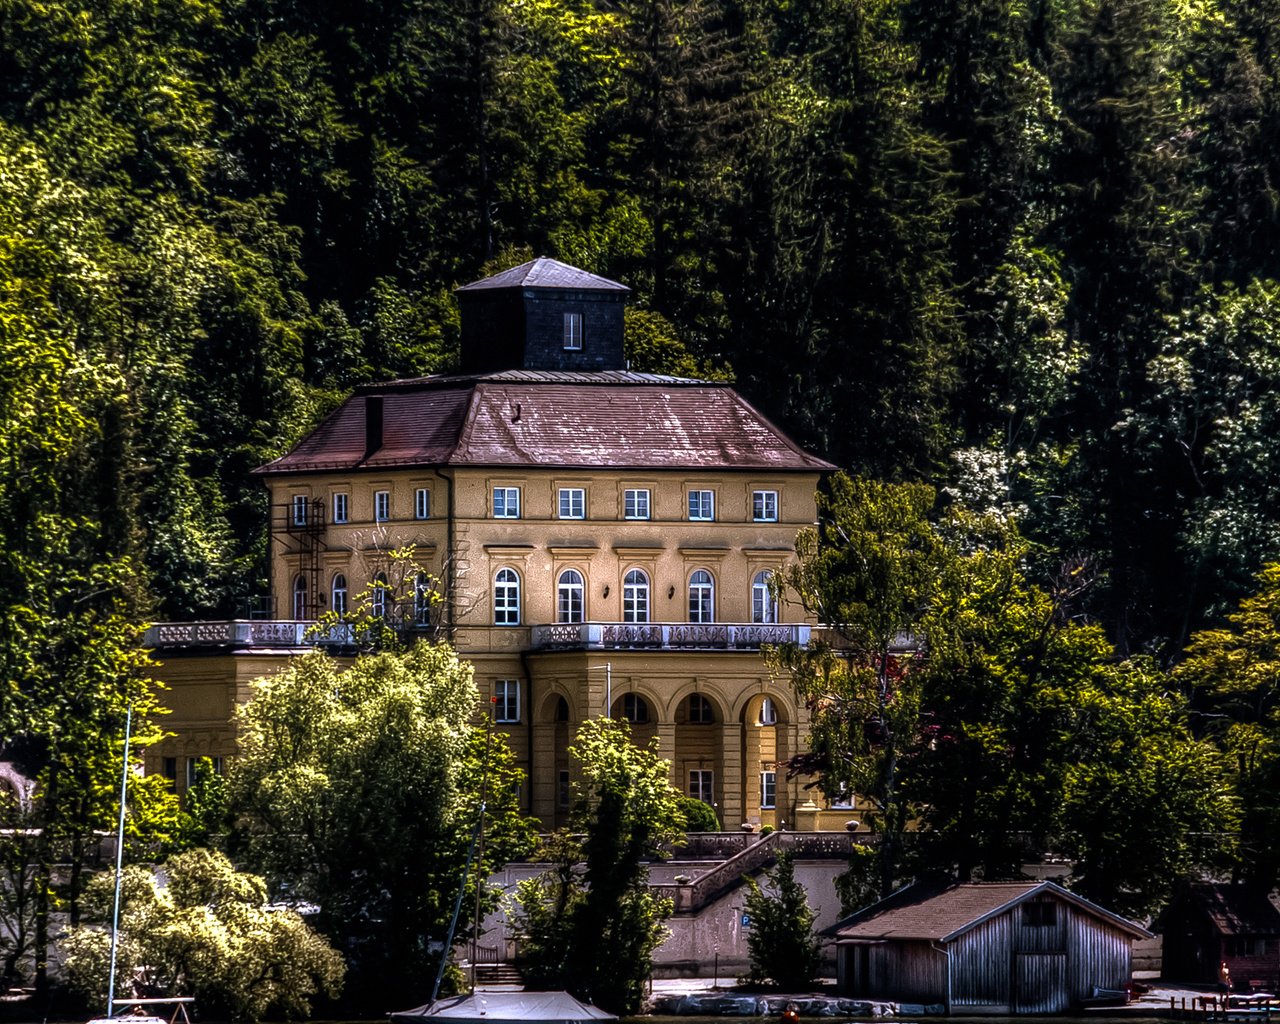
[{"x1": 456, "y1": 257, "x2": 630, "y2": 373}]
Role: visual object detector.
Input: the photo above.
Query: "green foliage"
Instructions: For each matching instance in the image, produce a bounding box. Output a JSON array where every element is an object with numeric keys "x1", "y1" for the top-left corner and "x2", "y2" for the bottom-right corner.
[
  {"x1": 229, "y1": 644, "x2": 535, "y2": 1007},
  {"x1": 742, "y1": 852, "x2": 820, "y2": 990},
  {"x1": 1177, "y1": 564, "x2": 1280, "y2": 888},
  {"x1": 515, "y1": 718, "x2": 683, "y2": 1016},
  {"x1": 61, "y1": 850, "x2": 343, "y2": 1021},
  {"x1": 677, "y1": 795, "x2": 720, "y2": 832},
  {"x1": 772, "y1": 473, "x2": 952, "y2": 895}
]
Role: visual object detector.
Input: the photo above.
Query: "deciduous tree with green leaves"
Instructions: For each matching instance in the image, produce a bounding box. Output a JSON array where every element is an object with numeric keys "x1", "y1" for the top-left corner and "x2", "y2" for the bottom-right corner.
[
  {"x1": 515, "y1": 718, "x2": 684, "y2": 1015},
  {"x1": 62, "y1": 849, "x2": 343, "y2": 1021},
  {"x1": 229, "y1": 643, "x2": 535, "y2": 1008}
]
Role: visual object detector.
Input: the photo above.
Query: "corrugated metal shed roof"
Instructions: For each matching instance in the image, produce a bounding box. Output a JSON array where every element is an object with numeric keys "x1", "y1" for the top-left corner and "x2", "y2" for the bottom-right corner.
[
  {"x1": 456, "y1": 257, "x2": 629, "y2": 293},
  {"x1": 826, "y1": 881, "x2": 1151, "y2": 943},
  {"x1": 255, "y1": 374, "x2": 835, "y2": 475}
]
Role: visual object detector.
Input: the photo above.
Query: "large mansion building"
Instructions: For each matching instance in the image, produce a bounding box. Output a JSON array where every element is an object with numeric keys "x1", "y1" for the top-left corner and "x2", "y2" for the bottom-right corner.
[{"x1": 145, "y1": 259, "x2": 864, "y2": 832}]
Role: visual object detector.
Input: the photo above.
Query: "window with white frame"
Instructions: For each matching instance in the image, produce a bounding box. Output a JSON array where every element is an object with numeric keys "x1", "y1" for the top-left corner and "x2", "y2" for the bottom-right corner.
[
  {"x1": 687, "y1": 694, "x2": 714, "y2": 723},
  {"x1": 759, "y1": 697, "x2": 778, "y2": 725},
  {"x1": 753, "y1": 489, "x2": 779, "y2": 522},
  {"x1": 291, "y1": 495, "x2": 309, "y2": 526},
  {"x1": 624, "y1": 488, "x2": 650, "y2": 519},
  {"x1": 415, "y1": 487, "x2": 431, "y2": 519},
  {"x1": 688, "y1": 569, "x2": 715, "y2": 623},
  {"x1": 689, "y1": 769, "x2": 714, "y2": 803},
  {"x1": 687, "y1": 489, "x2": 714, "y2": 521},
  {"x1": 760, "y1": 770, "x2": 777, "y2": 808},
  {"x1": 830, "y1": 785, "x2": 854, "y2": 809},
  {"x1": 493, "y1": 487, "x2": 520, "y2": 518},
  {"x1": 563, "y1": 312, "x2": 583, "y2": 350},
  {"x1": 557, "y1": 569, "x2": 585, "y2": 623},
  {"x1": 494, "y1": 680, "x2": 520, "y2": 723},
  {"x1": 371, "y1": 572, "x2": 389, "y2": 618},
  {"x1": 413, "y1": 572, "x2": 432, "y2": 625},
  {"x1": 494, "y1": 568, "x2": 521, "y2": 625},
  {"x1": 186, "y1": 756, "x2": 224, "y2": 790},
  {"x1": 752, "y1": 570, "x2": 778, "y2": 623},
  {"x1": 332, "y1": 574, "x2": 348, "y2": 616},
  {"x1": 292, "y1": 575, "x2": 308, "y2": 619},
  {"x1": 622, "y1": 693, "x2": 650, "y2": 723},
  {"x1": 333, "y1": 492, "x2": 349, "y2": 524},
  {"x1": 623, "y1": 569, "x2": 649, "y2": 623},
  {"x1": 558, "y1": 487, "x2": 585, "y2": 519},
  {"x1": 374, "y1": 489, "x2": 390, "y2": 522}
]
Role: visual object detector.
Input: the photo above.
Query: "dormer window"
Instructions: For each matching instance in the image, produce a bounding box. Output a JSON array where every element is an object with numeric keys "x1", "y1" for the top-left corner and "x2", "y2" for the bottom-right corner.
[{"x1": 563, "y1": 312, "x2": 583, "y2": 350}]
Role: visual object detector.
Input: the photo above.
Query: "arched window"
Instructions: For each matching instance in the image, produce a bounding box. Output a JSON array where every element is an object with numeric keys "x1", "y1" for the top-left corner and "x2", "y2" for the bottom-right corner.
[
  {"x1": 622, "y1": 693, "x2": 650, "y2": 723},
  {"x1": 371, "y1": 572, "x2": 389, "y2": 618},
  {"x1": 623, "y1": 569, "x2": 649, "y2": 623},
  {"x1": 494, "y1": 568, "x2": 521, "y2": 626},
  {"x1": 688, "y1": 694, "x2": 714, "y2": 723},
  {"x1": 555, "y1": 696, "x2": 570, "y2": 723},
  {"x1": 292, "y1": 575, "x2": 308, "y2": 619},
  {"x1": 558, "y1": 569, "x2": 584, "y2": 624},
  {"x1": 759, "y1": 697, "x2": 778, "y2": 725},
  {"x1": 688, "y1": 569, "x2": 715, "y2": 623},
  {"x1": 752, "y1": 571, "x2": 778, "y2": 624},
  {"x1": 413, "y1": 572, "x2": 432, "y2": 626},
  {"x1": 331, "y1": 574, "x2": 348, "y2": 616}
]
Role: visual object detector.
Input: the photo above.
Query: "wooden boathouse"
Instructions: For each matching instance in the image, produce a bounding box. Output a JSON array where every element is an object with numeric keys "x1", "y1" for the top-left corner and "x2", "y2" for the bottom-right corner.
[{"x1": 826, "y1": 880, "x2": 1151, "y2": 1014}]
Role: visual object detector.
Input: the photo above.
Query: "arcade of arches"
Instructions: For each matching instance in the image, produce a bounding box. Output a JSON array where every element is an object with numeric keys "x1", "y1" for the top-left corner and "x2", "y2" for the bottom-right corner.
[{"x1": 472, "y1": 650, "x2": 853, "y2": 831}]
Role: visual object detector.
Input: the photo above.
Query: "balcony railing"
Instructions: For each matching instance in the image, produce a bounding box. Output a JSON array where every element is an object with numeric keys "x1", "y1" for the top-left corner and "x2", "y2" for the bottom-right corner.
[
  {"x1": 530, "y1": 622, "x2": 810, "y2": 651},
  {"x1": 143, "y1": 620, "x2": 356, "y2": 650},
  {"x1": 145, "y1": 619, "x2": 811, "y2": 652}
]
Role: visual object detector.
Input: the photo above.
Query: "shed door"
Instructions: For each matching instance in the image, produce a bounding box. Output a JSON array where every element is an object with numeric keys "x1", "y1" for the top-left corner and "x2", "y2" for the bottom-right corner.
[{"x1": 1014, "y1": 953, "x2": 1068, "y2": 1014}]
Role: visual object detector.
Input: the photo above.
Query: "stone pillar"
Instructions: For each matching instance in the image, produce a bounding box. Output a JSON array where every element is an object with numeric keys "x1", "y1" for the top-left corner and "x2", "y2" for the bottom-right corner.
[
  {"x1": 530, "y1": 717, "x2": 557, "y2": 826},
  {"x1": 743, "y1": 719, "x2": 765, "y2": 825},
  {"x1": 718, "y1": 723, "x2": 743, "y2": 827},
  {"x1": 656, "y1": 721, "x2": 677, "y2": 788}
]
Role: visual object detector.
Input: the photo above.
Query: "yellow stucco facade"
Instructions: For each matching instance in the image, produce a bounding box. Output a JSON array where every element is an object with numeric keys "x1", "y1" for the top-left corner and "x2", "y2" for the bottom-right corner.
[{"x1": 145, "y1": 258, "x2": 872, "y2": 832}]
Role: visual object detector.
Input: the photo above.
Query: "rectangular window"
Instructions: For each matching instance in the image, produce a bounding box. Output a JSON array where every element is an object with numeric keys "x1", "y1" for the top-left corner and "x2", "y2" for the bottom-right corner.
[
  {"x1": 1022, "y1": 902, "x2": 1057, "y2": 927},
  {"x1": 558, "y1": 487, "x2": 585, "y2": 519},
  {"x1": 563, "y1": 312, "x2": 583, "y2": 350},
  {"x1": 186, "y1": 756, "x2": 224, "y2": 790},
  {"x1": 688, "y1": 490, "x2": 714, "y2": 521},
  {"x1": 495, "y1": 680, "x2": 520, "y2": 723},
  {"x1": 830, "y1": 786, "x2": 854, "y2": 809},
  {"x1": 624, "y1": 488, "x2": 650, "y2": 520},
  {"x1": 374, "y1": 490, "x2": 390, "y2": 522},
  {"x1": 493, "y1": 487, "x2": 521, "y2": 518},
  {"x1": 689, "y1": 770, "x2": 714, "y2": 803},
  {"x1": 333, "y1": 493, "x2": 349, "y2": 524},
  {"x1": 291, "y1": 495, "x2": 309, "y2": 526},
  {"x1": 760, "y1": 770, "x2": 776, "y2": 809},
  {"x1": 415, "y1": 487, "x2": 431, "y2": 520},
  {"x1": 753, "y1": 490, "x2": 779, "y2": 522},
  {"x1": 558, "y1": 770, "x2": 571, "y2": 807}
]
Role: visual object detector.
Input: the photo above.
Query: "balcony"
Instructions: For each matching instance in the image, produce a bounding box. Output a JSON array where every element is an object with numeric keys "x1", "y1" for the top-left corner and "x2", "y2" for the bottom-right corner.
[
  {"x1": 530, "y1": 622, "x2": 810, "y2": 651},
  {"x1": 143, "y1": 620, "x2": 356, "y2": 650}
]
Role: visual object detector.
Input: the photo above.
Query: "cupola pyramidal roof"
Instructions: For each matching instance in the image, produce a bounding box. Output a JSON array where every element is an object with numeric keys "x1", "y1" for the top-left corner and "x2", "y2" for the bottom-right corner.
[{"x1": 255, "y1": 259, "x2": 835, "y2": 476}]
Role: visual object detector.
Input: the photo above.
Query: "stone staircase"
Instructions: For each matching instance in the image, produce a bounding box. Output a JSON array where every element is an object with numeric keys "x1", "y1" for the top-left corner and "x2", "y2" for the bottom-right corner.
[
  {"x1": 653, "y1": 831, "x2": 864, "y2": 915},
  {"x1": 473, "y1": 962, "x2": 524, "y2": 987}
]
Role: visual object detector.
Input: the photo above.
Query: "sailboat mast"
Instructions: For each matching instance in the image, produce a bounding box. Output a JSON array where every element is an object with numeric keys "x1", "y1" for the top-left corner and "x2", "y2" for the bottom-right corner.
[{"x1": 105, "y1": 701, "x2": 133, "y2": 1018}]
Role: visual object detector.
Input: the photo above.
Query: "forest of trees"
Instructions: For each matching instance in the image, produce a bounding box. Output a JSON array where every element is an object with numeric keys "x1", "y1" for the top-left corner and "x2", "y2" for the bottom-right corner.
[
  {"x1": 3, "y1": 0, "x2": 1280, "y2": 659},
  {"x1": 4, "y1": 0, "x2": 1280, "y2": 1005}
]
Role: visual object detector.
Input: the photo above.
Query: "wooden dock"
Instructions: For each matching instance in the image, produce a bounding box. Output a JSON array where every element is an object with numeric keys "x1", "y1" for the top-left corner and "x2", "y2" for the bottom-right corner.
[{"x1": 1168, "y1": 995, "x2": 1280, "y2": 1020}]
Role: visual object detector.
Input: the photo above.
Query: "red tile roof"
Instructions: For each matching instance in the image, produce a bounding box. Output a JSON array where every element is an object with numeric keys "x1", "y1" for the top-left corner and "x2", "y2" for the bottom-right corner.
[
  {"x1": 826, "y1": 881, "x2": 1150, "y2": 943},
  {"x1": 255, "y1": 372, "x2": 835, "y2": 475}
]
